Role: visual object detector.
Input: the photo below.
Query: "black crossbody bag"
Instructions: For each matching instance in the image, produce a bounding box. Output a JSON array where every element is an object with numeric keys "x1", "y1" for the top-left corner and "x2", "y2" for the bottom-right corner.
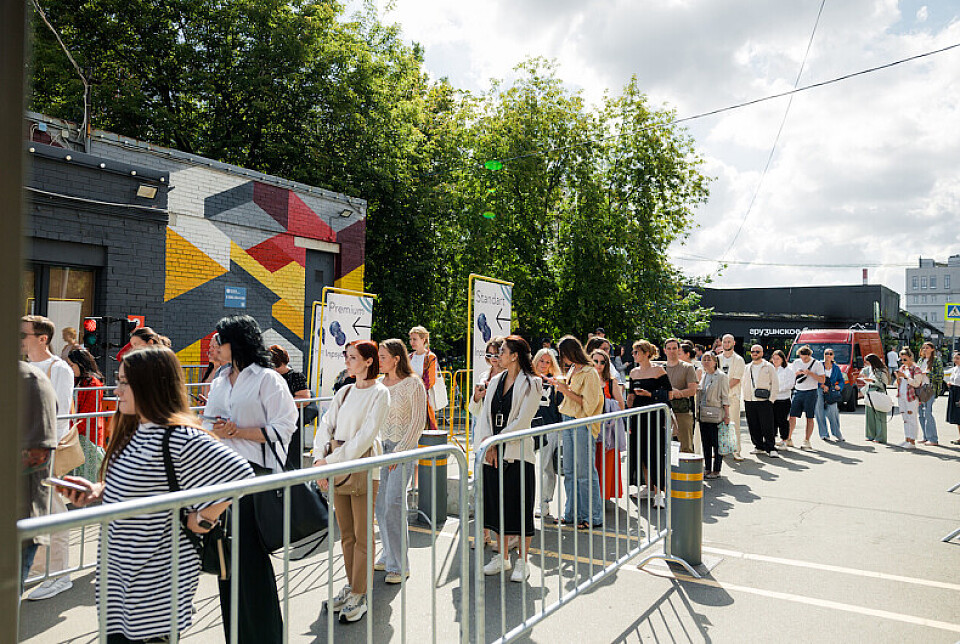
[
  {"x1": 161, "y1": 427, "x2": 232, "y2": 580},
  {"x1": 750, "y1": 364, "x2": 771, "y2": 400}
]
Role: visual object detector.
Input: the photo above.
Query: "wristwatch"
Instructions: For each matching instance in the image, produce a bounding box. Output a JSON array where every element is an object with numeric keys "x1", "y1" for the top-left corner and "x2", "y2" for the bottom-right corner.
[{"x1": 197, "y1": 514, "x2": 216, "y2": 530}]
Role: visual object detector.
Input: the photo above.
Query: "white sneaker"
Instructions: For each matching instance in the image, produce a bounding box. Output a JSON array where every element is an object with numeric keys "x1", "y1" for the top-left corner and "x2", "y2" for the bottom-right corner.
[
  {"x1": 767, "y1": 450, "x2": 780, "y2": 458},
  {"x1": 535, "y1": 502, "x2": 550, "y2": 518},
  {"x1": 325, "y1": 584, "x2": 351, "y2": 612},
  {"x1": 27, "y1": 577, "x2": 72, "y2": 601},
  {"x1": 897, "y1": 441, "x2": 916, "y2": 450},
  {"x1": 510, "y1": 560, "x2": 529, "y2": 582},
  {"x1": 800, "y1": 440, "x2": 813, "y2": 451},
  {"x1": 653, "y1": 491, "x2": 666, "y2": 509},
  {"x1": 750, "y1": 449, "x2": 763, "y2": 455},
  {"x1": 775, "y1": 440, "x2": 787, "y2": 449},
  {"x1": 483, "y1": 554, "x2": 512, "y2": 575},
  {"x1": 339, "y1": 593, "x2": 367, "y2": 623},
  {"x1": 786, "y1": 439, "x2": 795, "y2": 447}
]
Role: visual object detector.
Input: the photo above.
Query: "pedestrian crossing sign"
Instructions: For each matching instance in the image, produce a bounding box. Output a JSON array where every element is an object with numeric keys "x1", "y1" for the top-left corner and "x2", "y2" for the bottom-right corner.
[{"x1": 946, "y1": 303, "x2": 960, "y2": 321}]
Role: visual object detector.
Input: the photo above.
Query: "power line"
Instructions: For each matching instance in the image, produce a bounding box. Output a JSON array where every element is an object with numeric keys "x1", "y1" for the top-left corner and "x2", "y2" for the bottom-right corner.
[
  {"x1": 469, "y1": 40, "x2": 960, "y2": 172},
  {"x1": 675, "y1": 254, "x2": 912, "y2": 269},
  {"x1": 718, "y1": 0, "x2": 827, "y2": 262}
]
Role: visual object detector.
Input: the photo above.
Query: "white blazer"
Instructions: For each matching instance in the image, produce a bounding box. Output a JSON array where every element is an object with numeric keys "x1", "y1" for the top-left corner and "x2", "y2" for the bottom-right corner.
[{"x1": 473, "y1": 371, "x2": 543, "y2": 465}]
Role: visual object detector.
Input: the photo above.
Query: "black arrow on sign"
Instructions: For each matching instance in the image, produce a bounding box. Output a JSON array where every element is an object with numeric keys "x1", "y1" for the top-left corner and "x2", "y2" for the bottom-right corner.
[
  {"x1": 495, "y1": 308, "x2": 511, "y2": 328},
  {"x1": 353, "y1": 317, "x2": 371, "y2": 335}
]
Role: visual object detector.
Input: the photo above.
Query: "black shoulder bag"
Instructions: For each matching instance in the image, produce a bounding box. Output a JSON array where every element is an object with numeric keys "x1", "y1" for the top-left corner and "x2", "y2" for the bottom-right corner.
[
  {"x1": 161, "y1": 427, "x2": 231, "y2": 580},
  {"x1": 252, "y1": 428, "x2": 331, "y2": 559}
]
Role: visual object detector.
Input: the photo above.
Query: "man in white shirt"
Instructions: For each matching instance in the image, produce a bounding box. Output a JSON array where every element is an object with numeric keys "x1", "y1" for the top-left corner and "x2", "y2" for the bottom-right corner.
[
  {"x1": 787, "y1": 345, "x2": 826, "y2": 450},
  {"x1": 20, "y1": 315, "x2": 74, "y2": 600},
  {"x1": 742, "y1": 345, "x2": 780, "y2": 457},
  {"x1": 718, "y1": 334, "x2": 746, "y2": 460},
  {"x1": 886, "y1": 348, "x2": 899, "y2": 371}
]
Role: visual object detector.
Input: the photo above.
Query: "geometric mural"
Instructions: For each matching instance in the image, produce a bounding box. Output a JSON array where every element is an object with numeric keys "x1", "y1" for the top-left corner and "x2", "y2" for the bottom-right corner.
[{"x1": 164, "y1": 177, "x2": 366, "y2": 371}]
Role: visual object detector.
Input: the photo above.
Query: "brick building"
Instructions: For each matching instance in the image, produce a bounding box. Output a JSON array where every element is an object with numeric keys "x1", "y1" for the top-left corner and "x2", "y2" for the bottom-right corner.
[{"x1": 25, "y1": 112, "x2": 367, "y2": 375}]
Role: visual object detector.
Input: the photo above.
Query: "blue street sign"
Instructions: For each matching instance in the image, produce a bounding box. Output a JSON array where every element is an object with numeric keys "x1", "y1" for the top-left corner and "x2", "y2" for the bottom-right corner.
[{"x1": 225, "y1": 286, "x2": 247, "y2": 308}]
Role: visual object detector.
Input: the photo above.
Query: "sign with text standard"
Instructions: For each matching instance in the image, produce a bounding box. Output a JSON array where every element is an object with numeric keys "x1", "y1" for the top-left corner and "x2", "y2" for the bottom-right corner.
[
  {"x1": 468, "y1": 275, "x2": 514, "y2": 390},
  {"x1": 312, "y1": 289, "x2": 375, "y2": 397}
]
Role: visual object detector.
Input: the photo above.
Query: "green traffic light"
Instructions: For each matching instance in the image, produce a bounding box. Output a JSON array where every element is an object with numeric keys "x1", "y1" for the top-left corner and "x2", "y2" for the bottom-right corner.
[
  {"x1": 484, "y1": 160, "x2": 503, "y2": 171},
  {"x1": 482, "y1": 211, "x2": 496, "y2": 219}
]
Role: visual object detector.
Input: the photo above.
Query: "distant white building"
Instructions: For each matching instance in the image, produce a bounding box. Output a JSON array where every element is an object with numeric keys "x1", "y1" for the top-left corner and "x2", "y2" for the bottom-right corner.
[{"x1": 904, "y1": 255, "x2": 960, "y2": 332}]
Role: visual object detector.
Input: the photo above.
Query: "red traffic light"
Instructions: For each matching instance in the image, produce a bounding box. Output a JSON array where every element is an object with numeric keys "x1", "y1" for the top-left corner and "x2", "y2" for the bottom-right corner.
[{"x1": 83, "y1": 319, "x2": 98, "y2": 332}]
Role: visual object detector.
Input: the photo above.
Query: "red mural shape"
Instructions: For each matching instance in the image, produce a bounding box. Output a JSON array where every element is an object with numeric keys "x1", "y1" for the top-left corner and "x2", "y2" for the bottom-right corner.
[
  {"x1": 247, "y1": 234, "x2": 306, "y2": 272},
  {"x1": 287, "y1": 192, "x2": 336, "y2": 242}
]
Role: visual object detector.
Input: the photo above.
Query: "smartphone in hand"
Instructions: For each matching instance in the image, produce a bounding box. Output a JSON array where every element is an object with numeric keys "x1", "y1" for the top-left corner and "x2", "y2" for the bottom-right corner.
[{"x1": 42, "y1": 477, "x2": 89, "y2": 493}]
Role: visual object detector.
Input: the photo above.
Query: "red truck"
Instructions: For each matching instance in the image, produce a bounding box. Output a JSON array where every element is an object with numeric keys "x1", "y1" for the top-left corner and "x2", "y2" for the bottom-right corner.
[{"x1": 788, "y1": 329, "x2": 884, "y2": 412}]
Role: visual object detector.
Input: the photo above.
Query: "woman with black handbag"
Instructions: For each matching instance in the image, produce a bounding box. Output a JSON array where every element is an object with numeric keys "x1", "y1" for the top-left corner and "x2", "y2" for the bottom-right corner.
[
  {"x1": 313, "y1": 340, "x2": 390, "y2": 623},
  {"x1": 57, "y1": 347, "x2": 253, "y2": 643},
  {"x1": 203, "y1": 315, "x2": 298, "y2": 643}
]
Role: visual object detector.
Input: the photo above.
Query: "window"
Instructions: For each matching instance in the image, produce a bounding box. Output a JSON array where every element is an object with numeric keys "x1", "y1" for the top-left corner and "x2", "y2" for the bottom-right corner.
[
  {"x1": 912, "y1": 276, "x2": 919, "y2": 290},
  {"x1": 921, "y1": 276, "x2": 928, "y2": 289},
  {"x1": 930, "y1": 276, "x2": 937, "y2": 289},
  {"x1": 922, "y1": 295, "x2": 927, "y2": 304},
  {"x1": 922, "y1": 313, "x2": 928, "y2": 320},
  {"x1": 931, "y1": 311, "x2": 938, "y2": 322},
  {"x1": 946, "y1": 275, "x2": 952, "y2": 290}
]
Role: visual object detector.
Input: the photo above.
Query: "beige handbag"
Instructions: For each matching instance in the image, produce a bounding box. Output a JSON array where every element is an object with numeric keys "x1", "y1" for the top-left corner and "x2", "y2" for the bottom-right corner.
[{"x1": 54, "y1": 426, "x2": 85, "y2": 477}]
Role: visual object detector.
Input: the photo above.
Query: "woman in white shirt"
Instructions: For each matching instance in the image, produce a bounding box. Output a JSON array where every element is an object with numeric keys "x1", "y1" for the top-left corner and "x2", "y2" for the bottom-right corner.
[
  {"x1": 313, "y1": 340, "x2": 390, "y2": 623},
  {"x1": 409, "y1": 326, "x2": 440, "y2": 431},
  {"x1": 946, "y1": 352, "x2": 960, "y2": 445},
  {"x1": 771, "y1": 350, "x2": 795, "y2": 449},
  {"x1": 203, "y1": 315, "x2": 298, "y2": 644},
  {"x1": 374, "y1": 339, "x2": 426, "y2": 584},
  {"x1": 474, "y1": 336, "x2": 543, "y2": 583}
]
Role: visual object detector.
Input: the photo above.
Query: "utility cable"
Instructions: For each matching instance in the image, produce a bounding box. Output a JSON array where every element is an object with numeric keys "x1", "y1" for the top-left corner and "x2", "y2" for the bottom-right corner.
[{"x1": 718, "y1": 0, "x2": 827, "y2": 262}]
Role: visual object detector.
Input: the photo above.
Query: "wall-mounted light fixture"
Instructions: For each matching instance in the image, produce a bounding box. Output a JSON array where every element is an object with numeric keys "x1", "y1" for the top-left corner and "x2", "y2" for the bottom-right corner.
[
  {"x1": 339, "y1": 208, "x2": 352, "y2": 218},
  {"x1": 136, "y1": 184, "x2": 158, "y2": 199}
]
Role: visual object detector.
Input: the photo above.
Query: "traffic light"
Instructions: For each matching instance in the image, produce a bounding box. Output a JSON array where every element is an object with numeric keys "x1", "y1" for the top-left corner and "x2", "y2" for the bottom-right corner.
[{"x1": 82, "y1": 317, "x2": 101, "y2": 348}]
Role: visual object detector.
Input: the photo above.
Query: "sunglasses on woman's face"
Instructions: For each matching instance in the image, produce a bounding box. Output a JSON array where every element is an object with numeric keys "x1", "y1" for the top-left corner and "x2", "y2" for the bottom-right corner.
[
  {"x1": 485, "y1": 353, "x2": 498, "y2": 359},
  {"x1": 593, "y1": 358, "x2": 607, "y2": 365}
]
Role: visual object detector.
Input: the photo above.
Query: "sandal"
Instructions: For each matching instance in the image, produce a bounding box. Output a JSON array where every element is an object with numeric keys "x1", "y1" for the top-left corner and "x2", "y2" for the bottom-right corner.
[{"x1": 553, "y1": 517, "x2": 574, "y2": 526}]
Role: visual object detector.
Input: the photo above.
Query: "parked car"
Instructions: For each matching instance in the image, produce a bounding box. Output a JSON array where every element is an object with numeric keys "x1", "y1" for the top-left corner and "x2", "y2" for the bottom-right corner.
[{"x1": 788, "y1": 329, "x2": 884, "y2": 412}]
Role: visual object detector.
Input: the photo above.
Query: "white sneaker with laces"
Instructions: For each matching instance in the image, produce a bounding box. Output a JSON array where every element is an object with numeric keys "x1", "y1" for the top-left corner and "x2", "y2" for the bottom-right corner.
[
  {"x1": 768, "y1": 450, "x2": 780, "y2": 458},
  {"x1": 483, "y1": 554, "x2": 512, "y2": 575},
  {"x1": 325, "y1": 584, "x2": 351, "y2": 612},
  {"x1": 339, "y1": 593, "x2": 367, "y2": 623},
  {"x1": 27, "y1": 577, "x2": 72, "y2": 601},
  {"x1": 653, "y1": 491, "x2": 666, "y2": 509},
  {"x1": 897, "y1": 441, "x2": 916, "y2": 449},
  {"x1": 510, "y1": 560, "x2": 529, "y2": 582},
  {"x1": 800, "y1": 440, "x2": 813, "y2": 451}
]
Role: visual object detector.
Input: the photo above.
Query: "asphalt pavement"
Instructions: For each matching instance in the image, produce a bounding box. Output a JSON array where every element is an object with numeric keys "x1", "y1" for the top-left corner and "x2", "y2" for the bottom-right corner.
[{"x1": 18, "y1": 397, "x2": 960, "y2": 643}]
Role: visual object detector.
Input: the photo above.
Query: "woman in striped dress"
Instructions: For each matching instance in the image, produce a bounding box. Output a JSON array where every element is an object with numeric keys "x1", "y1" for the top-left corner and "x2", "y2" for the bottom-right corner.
[{"x1": 57, "y1": 347, "x2": 253, "y2": 643}]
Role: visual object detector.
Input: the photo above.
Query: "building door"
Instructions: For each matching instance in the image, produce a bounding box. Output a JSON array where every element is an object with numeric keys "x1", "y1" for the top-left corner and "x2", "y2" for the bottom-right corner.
[
  {"x1": 23, "y1": 264, "x2": 97, "y2": 356},
  {"x1": 304, "y1": 249, "x2": 336, "y2": 381}
]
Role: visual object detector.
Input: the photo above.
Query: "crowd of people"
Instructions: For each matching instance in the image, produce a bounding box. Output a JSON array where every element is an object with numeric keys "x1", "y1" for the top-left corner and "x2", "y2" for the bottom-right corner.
[{"x1": 18, "y1": 313, "x2": 960, "y2": 641}]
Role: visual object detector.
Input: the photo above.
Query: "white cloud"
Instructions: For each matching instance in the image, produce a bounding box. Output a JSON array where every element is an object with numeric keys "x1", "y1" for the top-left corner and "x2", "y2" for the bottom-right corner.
[{"x1": 354, "y1": 0, "x2": 960, "y2": 300}]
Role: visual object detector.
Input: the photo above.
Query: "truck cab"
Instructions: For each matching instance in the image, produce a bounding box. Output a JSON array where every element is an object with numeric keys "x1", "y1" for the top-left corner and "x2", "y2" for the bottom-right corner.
[{"x1": 788, "y1": 329, "x2": 884, "y2": 412}]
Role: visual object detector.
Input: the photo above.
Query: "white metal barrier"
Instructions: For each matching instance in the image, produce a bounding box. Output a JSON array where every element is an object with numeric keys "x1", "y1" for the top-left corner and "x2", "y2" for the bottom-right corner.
[
  {"x1": 19, "y1": 443, "x2": 471, "y2": 643},
  {"x1": 472, "y1": 403, "x2": 699, "y2": 643}
]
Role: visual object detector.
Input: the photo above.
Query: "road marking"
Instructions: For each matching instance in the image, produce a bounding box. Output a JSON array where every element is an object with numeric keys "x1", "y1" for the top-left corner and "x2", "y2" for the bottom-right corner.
[
  {"x1": 702, "y1": 546, "x2": 960, "y2": 592},
  {"x1": 641, "y1": 568, "x2": 960, "y2": 634}
]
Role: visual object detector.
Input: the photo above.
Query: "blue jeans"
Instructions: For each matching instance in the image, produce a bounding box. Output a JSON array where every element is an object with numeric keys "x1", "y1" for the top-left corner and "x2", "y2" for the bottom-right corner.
[
  {"x1": 21, "y1": 543, "x2": 38, "y2": 592},
  {"x1": 375, "y1": 441, "x2": 414, "y2": 574},
  {"x1": 561, "y1": 416, "x2": 603, "y2": 525},
  {"x1": 815, "y1": 388, "x2": 843, "y2": 439},
  {"x1": 917, "y1": 396, "x2": 939, "y2": 443}
]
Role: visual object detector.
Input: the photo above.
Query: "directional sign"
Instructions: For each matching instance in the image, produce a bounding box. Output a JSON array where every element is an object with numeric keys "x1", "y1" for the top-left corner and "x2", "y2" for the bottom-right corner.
[
  {"x1": 313, "y1": 290, "x2": 375, "y2": 397},
  {"x1": 470, "y1": 277, "x2": 513, "y2": 389},
  {"x1": 946, "y1": 303, "x2": 960, "y2": 321}
]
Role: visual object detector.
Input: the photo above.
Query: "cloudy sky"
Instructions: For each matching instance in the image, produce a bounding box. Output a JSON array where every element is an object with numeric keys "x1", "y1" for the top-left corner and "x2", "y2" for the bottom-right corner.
[{"x1": 351, "y1": 0, "x2": 959, "y2": 301}]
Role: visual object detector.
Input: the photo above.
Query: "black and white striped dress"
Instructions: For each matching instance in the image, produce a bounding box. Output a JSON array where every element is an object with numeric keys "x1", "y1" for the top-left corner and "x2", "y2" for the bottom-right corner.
[{"x1": 98, "y1": 424, "x2": 253, "y2": 639}]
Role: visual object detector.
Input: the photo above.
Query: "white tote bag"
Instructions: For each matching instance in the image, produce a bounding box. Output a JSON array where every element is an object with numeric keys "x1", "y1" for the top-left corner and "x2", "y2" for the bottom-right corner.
[
  {"x1": 863, "y1": 388, "x2": 893, "y2": 414},
  {"x1": 429, "y1": 362, "x2": 448, "y2": 411}
]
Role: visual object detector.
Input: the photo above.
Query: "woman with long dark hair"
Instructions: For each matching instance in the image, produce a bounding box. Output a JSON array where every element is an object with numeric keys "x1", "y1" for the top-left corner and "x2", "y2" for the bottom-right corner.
[
  {"x1": 862, "y1": 353, "x2": 890, "y2": 443},
  {"x1": 202, "y1": 315, "x2": 298, "y2": 643},
  {"x1": 917, "y1": 341, "x2": 942, "y2": 446},
  {"x1": 626, "y1": 340, "x2": 672, "y2": 508},
  {"x1": 57, "y1": 347, "x2": 253, "y2": 642},
  {"x1": 474, "y1": 335, "x2": 543, "y2": 582},
  {"x1": 66, "y1": 348, "x2": 106, "y2": 481},
  {"x1": 553, "y1": 335, "x2": 604, "y2": 530},
  {"x1": 313, "y1": 340, "x2": 390, "y2": 623},
  {"x1": 771, "y1": 350, "x2": 794, "y2": 449},
  {"x1": 592, "y1": 348, "x2": 624, "y2": 501},
  {"x1": 375, "y1": 339, "x2": 426, "y2": 584}
]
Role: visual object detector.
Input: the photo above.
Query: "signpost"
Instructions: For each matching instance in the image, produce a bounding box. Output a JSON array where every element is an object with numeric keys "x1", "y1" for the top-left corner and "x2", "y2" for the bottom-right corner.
[
  {"x1": 946, "y1": 303, "x2": 960, "y2": 352},
  {"x1": 465, "y1": 274, "x2": 513, "y2": 460},
  {"x1": 308, "y1": 287, "x2": 376, "y2": 397}
]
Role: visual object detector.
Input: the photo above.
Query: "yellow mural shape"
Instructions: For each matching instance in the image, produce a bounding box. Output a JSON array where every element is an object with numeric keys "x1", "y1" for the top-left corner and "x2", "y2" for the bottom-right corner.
[
  {"x1": 335, "y1": 264, "x2": 365, "y2": 292},
  {"x1": 165, "y1": 228, "x2": 228, "y2": 301},
  {"x1": 229, "y1": 242, "x2": 306, "y2": 337},
  {"x1": 272, "y1": 300, "x2": 303, "y2": 339},
  {"x1": 176, "y1": 336, "x2": 203, "y2": 365}
]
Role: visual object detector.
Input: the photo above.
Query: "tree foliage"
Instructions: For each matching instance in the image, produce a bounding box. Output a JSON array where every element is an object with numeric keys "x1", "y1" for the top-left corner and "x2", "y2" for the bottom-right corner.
[{"x1": 29, "y1": 1, "x2": 712, "y2": 351}]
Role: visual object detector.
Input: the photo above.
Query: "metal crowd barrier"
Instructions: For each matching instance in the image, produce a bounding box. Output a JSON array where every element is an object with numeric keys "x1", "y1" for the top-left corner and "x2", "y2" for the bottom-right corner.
[
  {"x1": 471, "y1": 403, "x2": 699, "y2": 643},
  {"x1": 19, "y1": 443, "x2": 471, "y2": 643},
  {"x1": 27, "y1": 392, "x2": 327, "y2": 585}
]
